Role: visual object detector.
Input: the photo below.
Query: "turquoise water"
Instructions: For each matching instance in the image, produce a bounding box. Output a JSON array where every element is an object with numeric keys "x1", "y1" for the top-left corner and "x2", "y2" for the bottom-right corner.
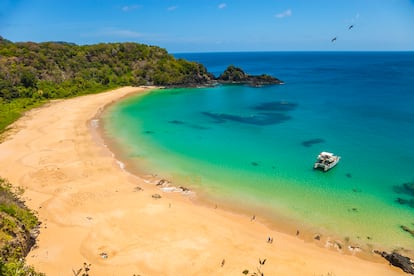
[{"x1": 102, "y1": 52, "x2": 414, "y2": 255}]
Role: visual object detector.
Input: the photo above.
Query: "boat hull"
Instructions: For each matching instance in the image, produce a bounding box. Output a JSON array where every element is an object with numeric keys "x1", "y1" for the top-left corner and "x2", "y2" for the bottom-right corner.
[{"x1": 314, "y1": 155, "x2": 340, "y2": 172}]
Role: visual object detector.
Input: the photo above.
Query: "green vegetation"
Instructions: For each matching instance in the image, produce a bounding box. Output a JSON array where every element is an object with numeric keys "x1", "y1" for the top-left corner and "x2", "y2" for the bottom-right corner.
[
  {"x1": 0, "y1": 35, "x2": 213, "y2": 133},
  {"x1": 0, "y1": 97, "x2": 46, "y2": 134},
  {"x1": 217, "y1": 65, "x2": 282, "y2": 85},
  {"x1": 218, "y1": 65, "x2": 247, "y2": 81},
  {"x1": 0, "y1": 178, "x2": 43, "y2": 275}
]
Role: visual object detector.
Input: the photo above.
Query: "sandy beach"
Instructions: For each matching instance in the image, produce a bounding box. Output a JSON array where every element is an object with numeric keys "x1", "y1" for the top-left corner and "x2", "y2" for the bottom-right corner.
[{"x1": 0, "y1": 86, "x2": 405, "y2": 275}]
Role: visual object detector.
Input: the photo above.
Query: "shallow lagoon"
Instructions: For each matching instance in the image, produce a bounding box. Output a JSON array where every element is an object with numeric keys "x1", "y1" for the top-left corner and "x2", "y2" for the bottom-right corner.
[{"x1": 103, "y1": 52, "x2": 414, "y2": 255}]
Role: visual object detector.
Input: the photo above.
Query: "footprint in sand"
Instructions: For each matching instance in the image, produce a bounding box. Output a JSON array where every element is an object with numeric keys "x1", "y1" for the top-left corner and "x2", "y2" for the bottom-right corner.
[{"x1": 28, "y1": 166, "x2": 68, "y2": 186}]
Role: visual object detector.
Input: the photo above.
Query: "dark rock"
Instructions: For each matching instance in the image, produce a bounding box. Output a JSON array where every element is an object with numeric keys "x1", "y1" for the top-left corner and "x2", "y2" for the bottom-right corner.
[
  {"x1": 216, "y1": 65, "x2": 283, "y2": 86},
  {"x1": 217, "y1": 65, "x2": 247, "y2": 82},
  {"x1": 0, "y1": 177, "x2": 39, "y2": 263},
  {"x1": 156, "y1": 179, "x2": 169, "y2": 186},
  {"x1": 179, "y1": 186, "x2": 190, "y2": 192},
  {"x1": 166, "y1": 63, "x2": 284, "y2": 87},
  {"x1": 0, "y1": 213, "x2": 37, "y2": 262},
  {"x1": 401, "y1": 225, "x2": 414, "y2": 238},
  {"x1": 152, "y1": 194, "x2": 162, "y2": 199},
  {"x1": 380, "y1": 251, "x2": 414, "y2": 274}
]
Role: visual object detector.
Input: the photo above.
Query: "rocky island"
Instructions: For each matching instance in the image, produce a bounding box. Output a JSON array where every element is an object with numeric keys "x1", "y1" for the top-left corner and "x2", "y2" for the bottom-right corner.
[{"x1": 216, "y1": 65, "x2": 283, "y2": 86}]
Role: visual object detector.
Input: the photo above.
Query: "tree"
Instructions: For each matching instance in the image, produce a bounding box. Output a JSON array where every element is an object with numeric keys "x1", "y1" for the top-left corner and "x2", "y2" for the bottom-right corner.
[{"x1": 20, "y1": 70, "x2": 37, "y2": 88}]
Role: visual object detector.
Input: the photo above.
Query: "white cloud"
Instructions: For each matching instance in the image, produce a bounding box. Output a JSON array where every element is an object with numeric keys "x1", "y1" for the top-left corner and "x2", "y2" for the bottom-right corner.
[
  {"x1": 167, "y1": 6, "x2": 177, "y2": 11},
  {"x1": 218, "y1": 3, "x2": 227, "y2": 9},
  {"x1": 121, "y1": 5, "x2": 141, "y2": 12},
  {"x1": 275, "y1": 9, "x2": 292, "y2": 19}
]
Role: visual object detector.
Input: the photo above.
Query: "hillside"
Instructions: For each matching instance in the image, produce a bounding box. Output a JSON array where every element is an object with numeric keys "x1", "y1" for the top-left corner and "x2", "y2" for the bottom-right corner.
[{"x1": 0, "y1": 36, "x2": 213, "y2": 101}]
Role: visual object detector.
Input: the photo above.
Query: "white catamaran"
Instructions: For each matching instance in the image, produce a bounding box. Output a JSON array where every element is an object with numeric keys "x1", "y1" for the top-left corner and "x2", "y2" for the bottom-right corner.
[{"x1": 314, "y1": 152, "x2": 340, "y2": 172}]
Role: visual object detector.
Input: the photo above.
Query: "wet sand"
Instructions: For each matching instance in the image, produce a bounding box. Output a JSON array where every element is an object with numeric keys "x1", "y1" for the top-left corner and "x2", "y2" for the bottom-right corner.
[{"x1": 0, "y1": 86, "x2": 405, "y2": 275}]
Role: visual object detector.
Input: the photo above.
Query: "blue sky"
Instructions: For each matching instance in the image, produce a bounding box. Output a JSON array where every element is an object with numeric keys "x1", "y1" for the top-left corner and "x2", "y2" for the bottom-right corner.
[{"x1": 1, "y1": 0, "x2": 413, "y2": 52}]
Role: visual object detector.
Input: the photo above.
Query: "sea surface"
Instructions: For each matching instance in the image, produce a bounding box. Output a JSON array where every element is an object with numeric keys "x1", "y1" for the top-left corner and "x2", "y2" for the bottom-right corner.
[{"x1": 102, "y1": 52, "x2": 414, "y2": 256}]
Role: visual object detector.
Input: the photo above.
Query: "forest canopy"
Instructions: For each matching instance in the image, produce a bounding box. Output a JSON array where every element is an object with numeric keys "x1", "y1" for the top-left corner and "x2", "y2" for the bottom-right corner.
[{"x1": 0, "y1": 36, "x2": 213, "y2": 101}]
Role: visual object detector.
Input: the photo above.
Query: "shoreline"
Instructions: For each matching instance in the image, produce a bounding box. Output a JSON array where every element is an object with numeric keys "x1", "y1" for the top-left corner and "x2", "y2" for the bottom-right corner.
[
  {"x1": 99, "y1": 88, "x2": 412, "y2": 261},
  {"x1": 0, "y1": 86, "x2": 406, "y2": 275}
]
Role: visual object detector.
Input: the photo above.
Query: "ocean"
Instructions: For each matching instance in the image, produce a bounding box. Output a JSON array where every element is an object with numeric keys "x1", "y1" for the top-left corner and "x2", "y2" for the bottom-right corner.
[{"x1": 102, "y1": 52, "x2": 414, "y2": 256}]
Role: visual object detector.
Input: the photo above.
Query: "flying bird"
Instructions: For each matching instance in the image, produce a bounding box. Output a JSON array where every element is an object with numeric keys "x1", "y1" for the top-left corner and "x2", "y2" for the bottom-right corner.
[
  {"x1": 331, "y1": 37, "x2": 337, "y2": 42},
  {"x1": 349, "y1": 24, "x2": 354, "y2": 30}
]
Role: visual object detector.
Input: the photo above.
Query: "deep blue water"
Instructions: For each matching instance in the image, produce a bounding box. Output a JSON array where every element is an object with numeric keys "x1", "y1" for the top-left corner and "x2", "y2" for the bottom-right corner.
[{"x1": 104, "y1": 52, "x2": 414, "y2": 255}]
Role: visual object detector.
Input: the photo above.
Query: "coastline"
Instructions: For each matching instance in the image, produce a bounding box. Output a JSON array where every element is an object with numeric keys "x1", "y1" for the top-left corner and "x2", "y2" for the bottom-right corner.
[{"x1": 0, "y1": 86, "x2": 405, "y2": 275}]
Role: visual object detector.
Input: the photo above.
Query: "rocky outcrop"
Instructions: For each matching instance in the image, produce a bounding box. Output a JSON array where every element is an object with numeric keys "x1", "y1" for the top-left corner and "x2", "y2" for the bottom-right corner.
[
  {"x1": 376, "y1": 251, "x2": 414, "y2": 274},
  {"x1": 216, "y1": 65, "x2": 283, "y2": 86},
  {"x1": 0, "y1": 213, "x2": 38, "y2": 262},
  {"x1": 0, "y1": 178, "x2": 40, "y2": 264}
]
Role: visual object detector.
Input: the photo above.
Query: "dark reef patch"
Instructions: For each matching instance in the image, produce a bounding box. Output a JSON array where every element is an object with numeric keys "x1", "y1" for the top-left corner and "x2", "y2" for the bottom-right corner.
[
  {"x1": 168, "y1": 119, "x2": 209, "y2": 130},
  {"x1": 201, "y1": 111, "x2": 291, "y2": 126},
  {"x1": 401, "y1": 225, "x2": 414, "y2": 238},
  {"x1": 253, "y1": 101, "x2": 297, "y2": 112},
  {"x1": 347, "y1": 207, "x2": 359, "y2": 213},
  {"x1": 396, "y1": 198, "x2": 414, "y2": 208},
  {"x1": 394, "y1": 180, "x2": 414, "y2": 209},
  {"x1": 394, "y1": 181, "x2": 414, "y2": 197},
  {"x1": 168, "y1": 120, "x2": 186, "y2": 125},
  {"x1": 301, "y1": 138, "x2": 325, "y2": 147}
]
